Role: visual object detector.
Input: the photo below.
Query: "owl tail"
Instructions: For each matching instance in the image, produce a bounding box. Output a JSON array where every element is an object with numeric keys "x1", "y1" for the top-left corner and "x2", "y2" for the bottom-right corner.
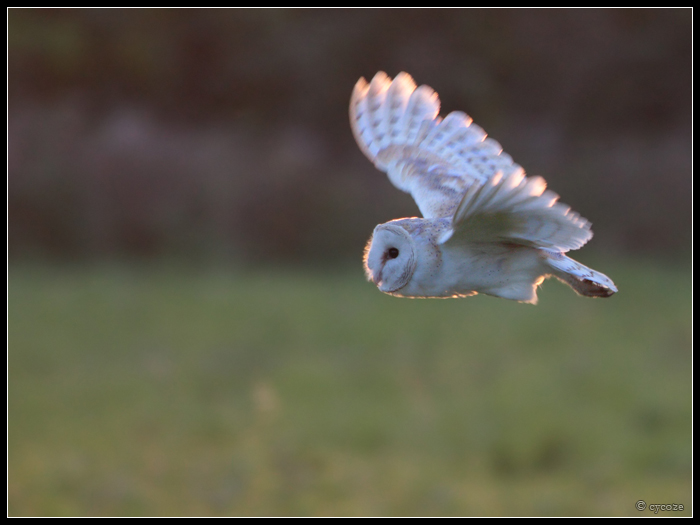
[{"x1": 543, "y1": 251, "x2": 617, "y2": 298}]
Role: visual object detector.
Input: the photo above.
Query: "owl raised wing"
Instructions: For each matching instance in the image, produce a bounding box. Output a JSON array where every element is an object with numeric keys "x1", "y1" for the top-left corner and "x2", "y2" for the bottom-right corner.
[
  {"x1": 350, "y1": 71, "x2": 592, "y2": 253},
  {"x1": 352, "y1": 71, "x2": 616, "y2": 303}
]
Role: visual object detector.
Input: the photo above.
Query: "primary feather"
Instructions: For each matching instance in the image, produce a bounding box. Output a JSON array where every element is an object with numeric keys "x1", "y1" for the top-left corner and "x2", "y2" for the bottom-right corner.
[
  {"x1": 350, "y1": 71, "x2": 522, "y2": 219},
  {"x1": 445, "y1": 169, "x2": 593, "y2": 251}
]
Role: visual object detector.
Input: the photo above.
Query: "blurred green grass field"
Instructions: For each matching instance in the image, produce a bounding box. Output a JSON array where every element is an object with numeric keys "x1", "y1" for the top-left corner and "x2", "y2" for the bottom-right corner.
[{"x1": 8, "y1": 257, "x2": 691, "y2": 516}]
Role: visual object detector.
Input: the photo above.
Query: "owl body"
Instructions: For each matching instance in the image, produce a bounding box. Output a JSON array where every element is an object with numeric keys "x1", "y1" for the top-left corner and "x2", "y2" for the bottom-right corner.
[
  {"x1": 365, "y1": 218, "x2": 549, "y2": 302},
  {"x1": 352, "y1": 72, "x2": 617, "y2": 303}
]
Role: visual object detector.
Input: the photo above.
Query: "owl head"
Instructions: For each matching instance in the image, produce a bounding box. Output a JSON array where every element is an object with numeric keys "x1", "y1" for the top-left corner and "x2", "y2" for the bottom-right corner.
[{"x1": 363, "y1": 223, "x2": 417, "y2": 293}]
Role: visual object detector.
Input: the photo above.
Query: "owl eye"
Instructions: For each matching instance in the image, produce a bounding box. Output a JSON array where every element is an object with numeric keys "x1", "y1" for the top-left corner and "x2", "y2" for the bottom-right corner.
[{"x1": 387, "y1": 247, "x2": 399, "y2": 259}]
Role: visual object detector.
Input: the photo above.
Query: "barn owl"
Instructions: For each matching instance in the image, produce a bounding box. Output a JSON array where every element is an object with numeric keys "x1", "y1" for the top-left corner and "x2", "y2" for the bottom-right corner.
[{"x1": 351, "y1": 72, "x2": 617, "y2": 303}]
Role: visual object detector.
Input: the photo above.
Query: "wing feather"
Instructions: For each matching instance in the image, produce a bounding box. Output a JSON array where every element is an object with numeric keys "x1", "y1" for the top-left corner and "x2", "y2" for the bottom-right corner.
[
  {"x1": 350, "y1": 72, "x2": 593, "y2": 252},
  {"x1": 350, "y1": 71, "x2": 521, "y2": 218},
  {"x1": 440, "y1": 171, "x2": 593, "y2": 252}
]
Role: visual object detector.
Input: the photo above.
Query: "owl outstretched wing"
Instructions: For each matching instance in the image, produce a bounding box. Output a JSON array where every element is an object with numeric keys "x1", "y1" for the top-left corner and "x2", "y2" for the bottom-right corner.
[
  {"x1": 439, "y1": 169, "x2": 592, "y2": 252},
  {"x1": 350, "y1": 71, "x2": 593, "y2": 252},
  {"x1": 350, "y1": 71, "x2": 522, "y2": 219}
]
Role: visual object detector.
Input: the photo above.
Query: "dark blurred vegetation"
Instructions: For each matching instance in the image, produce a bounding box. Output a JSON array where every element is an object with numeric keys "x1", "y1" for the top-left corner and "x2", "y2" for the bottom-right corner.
[{"x1": 8, "y1": 8, "x2": 691, "y2": 264}]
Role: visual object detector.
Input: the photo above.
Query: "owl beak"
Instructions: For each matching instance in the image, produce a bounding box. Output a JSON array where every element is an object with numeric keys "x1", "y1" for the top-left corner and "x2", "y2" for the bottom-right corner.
[{"x1": 371, "y1": 270, "x2": 382, "y2": 287}]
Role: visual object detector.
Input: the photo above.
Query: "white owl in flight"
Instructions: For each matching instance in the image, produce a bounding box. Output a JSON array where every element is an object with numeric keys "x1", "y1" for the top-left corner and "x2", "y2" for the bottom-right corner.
[{"x1": 351, "y1": 72, "x2": 617, "y2": 303}]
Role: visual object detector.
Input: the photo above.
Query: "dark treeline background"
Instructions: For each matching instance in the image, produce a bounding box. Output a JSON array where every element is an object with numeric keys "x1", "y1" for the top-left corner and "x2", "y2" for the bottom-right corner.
[{"x1": 9, "y1": 8, "x2": 691, "y2": 265}]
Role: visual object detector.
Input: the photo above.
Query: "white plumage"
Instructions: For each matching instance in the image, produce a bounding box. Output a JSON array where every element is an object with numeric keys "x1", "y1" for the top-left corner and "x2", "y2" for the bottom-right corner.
[{"x1": 351, "y1": 72, "x2": 617, "y2": 303}]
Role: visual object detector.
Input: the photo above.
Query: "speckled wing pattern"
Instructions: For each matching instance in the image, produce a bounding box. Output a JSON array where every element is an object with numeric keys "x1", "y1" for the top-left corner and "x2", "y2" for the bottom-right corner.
[
  {"x1": 350, "y1": 71, "x2": 593, "y2": 253},
  {"x1": 350, "y1": 71, "x2": 521, "y2": 218}
]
